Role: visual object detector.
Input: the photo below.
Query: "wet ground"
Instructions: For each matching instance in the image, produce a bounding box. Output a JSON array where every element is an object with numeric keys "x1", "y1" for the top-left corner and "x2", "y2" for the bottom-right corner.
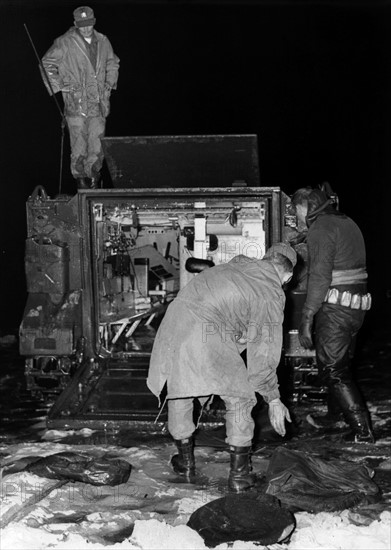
[{"x1": 0, "y1": 327, "x2": 390, "y2": 546}]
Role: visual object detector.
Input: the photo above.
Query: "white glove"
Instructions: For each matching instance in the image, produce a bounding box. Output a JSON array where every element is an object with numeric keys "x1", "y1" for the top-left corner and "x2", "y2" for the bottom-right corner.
[{"x1": 268, "y1": 398, "x2": 291, "y2": 437}]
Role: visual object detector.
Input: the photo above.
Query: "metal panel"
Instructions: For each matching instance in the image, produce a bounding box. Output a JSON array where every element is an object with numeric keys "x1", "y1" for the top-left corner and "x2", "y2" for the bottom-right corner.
[
  {"x1": 101, "y1": 134, "x2": 260, "y2": 188},
  {"x1": 22, "y1": 178, "x2": 315, "y2": 429}
]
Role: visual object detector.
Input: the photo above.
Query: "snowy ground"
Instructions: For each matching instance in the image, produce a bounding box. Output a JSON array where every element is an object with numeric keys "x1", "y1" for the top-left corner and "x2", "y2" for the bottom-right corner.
[
  {"x1": 1, "y1": 432, "x2": 390, "y2": 550},
  {"x1": 1, "y1": 331, "x2": 390, "y2": 549}
]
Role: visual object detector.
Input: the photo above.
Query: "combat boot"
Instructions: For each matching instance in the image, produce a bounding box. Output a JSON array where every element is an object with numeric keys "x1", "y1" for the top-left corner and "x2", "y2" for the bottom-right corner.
[
  {"x1": 171, "y1": 437, "x2": 195, "y2": 478},
  {"x1": 228, "y1": 445, "x2": 256, "y2": 493},
  {"x1": 343, "y1": 411, "x2": 375, "y2": 444},
  {"x1": 328, "y1": 382, "x2": 375, "y2": 443}
]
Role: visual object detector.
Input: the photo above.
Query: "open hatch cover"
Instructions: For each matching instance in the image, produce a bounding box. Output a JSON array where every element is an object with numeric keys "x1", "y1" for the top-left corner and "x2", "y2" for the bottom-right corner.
[{"x1": 101, "y1": 134, "x2": 260, "y2": 188}]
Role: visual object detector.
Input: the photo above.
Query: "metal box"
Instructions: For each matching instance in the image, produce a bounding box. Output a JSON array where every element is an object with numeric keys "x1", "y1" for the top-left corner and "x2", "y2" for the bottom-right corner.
[
  {"x1": 25, "y1": 238, "x2": 70, "y2": 294},
  {"x1": 19, "y1": 135, "x2": 314, "y2": 428}
]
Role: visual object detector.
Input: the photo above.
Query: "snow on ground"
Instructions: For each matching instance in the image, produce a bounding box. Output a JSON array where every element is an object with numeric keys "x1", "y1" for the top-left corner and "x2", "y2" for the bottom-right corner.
[
  {"x1": 1, "y1": 510, "x2": 390, "y2": 550},
  {"x1": 1, "y1": 439, "x2": 390, "y2": 550}
]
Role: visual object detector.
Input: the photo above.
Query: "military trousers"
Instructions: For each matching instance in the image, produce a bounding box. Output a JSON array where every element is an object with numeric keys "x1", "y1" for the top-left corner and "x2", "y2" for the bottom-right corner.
[
  {"x1": 315, "y1": 303, "x2": 366, "y2": 385},
  {"x1": 67, "y1": 115, "x2": 106, "y2": 180},
  {"x1": 167, "y1": 394, "x2": 257, "y2": 447}
]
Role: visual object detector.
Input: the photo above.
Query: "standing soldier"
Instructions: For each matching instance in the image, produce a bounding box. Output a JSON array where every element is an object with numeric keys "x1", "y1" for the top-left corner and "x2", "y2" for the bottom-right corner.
[
  {"x1": 41, "y1": 6, "x2": 120, "y2": 190},
  {"x1": 291, "y1": 185, "x2": 374, "y2": 443}
]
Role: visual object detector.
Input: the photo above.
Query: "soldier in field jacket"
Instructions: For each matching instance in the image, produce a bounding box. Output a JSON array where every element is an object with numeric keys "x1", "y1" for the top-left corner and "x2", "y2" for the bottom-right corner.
[
  {"x1": 147, "y1": 243, "x2": 296, "y2": 492},
  {"x1": 41, "y1": 6, "x2": 119, "y2": 190}
]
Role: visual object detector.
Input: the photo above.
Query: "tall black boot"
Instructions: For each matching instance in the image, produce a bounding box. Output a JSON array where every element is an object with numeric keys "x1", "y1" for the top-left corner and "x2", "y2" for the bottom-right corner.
[
  {"x1": 171, "y1": 437, "x2": 195, "y2": 478},
  {"x1": 343, "y1": 410, "x2": 375, "y2": 443},
  {"x1": 228, "y1": 446, "x2": 256, "y2": 493},
  {"x1": 329, "y1": 383, "x2": 375, "y2": 443}
]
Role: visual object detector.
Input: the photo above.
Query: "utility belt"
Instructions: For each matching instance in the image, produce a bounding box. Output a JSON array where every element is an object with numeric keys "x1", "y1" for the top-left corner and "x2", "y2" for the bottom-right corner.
[{"x1": 324, "y1": 288, "x2": 372, "y2": 311}]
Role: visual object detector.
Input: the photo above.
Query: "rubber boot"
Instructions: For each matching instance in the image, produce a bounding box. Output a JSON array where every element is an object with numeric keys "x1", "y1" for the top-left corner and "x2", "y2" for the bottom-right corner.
[
  {"x1": 329, "y1": 383, "x2": 375, "y2": 443},
  {"x1": 228, "y1": 446, "x2": 256, "y2": 493},
  {"x1": 170, "y1": 437, "x2": 195, "y2": 478},
  {"x1": 343, "y1": 410, "x2": 375, "y2": 443}
]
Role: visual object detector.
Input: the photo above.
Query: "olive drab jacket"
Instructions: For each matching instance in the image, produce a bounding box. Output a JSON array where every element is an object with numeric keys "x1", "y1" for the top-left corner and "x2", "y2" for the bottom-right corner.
[
  {"x1": 147, "y1": 256, "x2": 285, "y2": 404},
  {"x1": 41, "y1": 27, "x2": 119, "y2": 118}
]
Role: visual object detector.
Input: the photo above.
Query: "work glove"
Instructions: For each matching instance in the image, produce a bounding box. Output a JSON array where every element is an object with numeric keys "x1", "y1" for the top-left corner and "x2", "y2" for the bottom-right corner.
[
  {"x1": 268, "y1": 398, "x2": 291, "y2": 437},
  {"x1": 299, "y1": 309, "x2": 314, "y2": 349}
]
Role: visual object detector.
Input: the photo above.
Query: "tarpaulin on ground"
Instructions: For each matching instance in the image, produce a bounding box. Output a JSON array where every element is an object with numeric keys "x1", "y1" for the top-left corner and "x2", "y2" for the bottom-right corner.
[
  {"x1": 187, "y1": 492, "x2": 295, "y2": 548},
  {"x1": 20, "y1": 452, "x2": 132, "y2": 486},
  {"x1": 265, "y1": 446, "x2": 381, "y2": 512}
]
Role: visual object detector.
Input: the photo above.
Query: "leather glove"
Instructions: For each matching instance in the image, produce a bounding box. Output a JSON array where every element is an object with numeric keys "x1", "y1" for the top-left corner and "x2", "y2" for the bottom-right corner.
[
  {"x1": 299, "y1": 309, "x2": 314, "y2": 349},
  {"x1": 268, "y1": 398, "x2": 292, "y2": 437}
]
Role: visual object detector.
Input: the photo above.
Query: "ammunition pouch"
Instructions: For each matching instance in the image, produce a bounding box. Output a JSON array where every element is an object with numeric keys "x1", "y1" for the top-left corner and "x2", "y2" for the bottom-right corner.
[{"x1": 324, "y1": 288, "x2": 371, "y2": 311}]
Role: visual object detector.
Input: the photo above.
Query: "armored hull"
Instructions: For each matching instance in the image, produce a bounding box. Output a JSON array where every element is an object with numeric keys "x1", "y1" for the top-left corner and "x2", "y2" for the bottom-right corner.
[{"x1": 19, "y1": 135, "x2": 317, "y2": 429}]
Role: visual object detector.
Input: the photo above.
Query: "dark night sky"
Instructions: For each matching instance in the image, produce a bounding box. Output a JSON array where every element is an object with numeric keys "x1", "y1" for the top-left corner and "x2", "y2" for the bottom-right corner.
[{"x1": 0, "y1": 0, "x2": 390, "y2": 333}]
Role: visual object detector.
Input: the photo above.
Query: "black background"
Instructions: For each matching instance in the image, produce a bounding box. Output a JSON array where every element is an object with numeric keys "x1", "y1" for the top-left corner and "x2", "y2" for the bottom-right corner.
[{"x1": 1, "y1": 0, "x2": 390, "y2": 334}]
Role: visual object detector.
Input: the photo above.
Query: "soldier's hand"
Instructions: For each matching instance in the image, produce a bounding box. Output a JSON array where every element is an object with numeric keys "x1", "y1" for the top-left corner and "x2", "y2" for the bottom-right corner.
[
  {"x1": 299, "y1": 309, "x2": 314, "y2": 349},
  {"x1": 299, "y1": 321, "x2": 313, "y2": 349},
  {"x1": 268, "y1": 398, "x2": 291, "y2": 437}
]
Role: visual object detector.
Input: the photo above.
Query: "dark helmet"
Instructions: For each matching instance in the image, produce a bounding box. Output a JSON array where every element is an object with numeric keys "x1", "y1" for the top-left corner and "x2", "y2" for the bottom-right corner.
[
  {"x1": 292, "y1": 183, "x2": 338, "y2": 226},
  {"x1": 291, "y1": 187, "x2": 312, "y2": 207},
  {"x1": 306, "y1": 184, "x2": 339, "y2": 225},
  {"x1": 307, "y1": 188, "x2": 328, "y2": 217}
]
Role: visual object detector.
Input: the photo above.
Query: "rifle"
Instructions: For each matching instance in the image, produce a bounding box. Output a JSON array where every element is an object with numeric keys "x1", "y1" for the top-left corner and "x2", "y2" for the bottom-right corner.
[{"x1": 24, "y1": 23, "x2": 67, "y2": 194}]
